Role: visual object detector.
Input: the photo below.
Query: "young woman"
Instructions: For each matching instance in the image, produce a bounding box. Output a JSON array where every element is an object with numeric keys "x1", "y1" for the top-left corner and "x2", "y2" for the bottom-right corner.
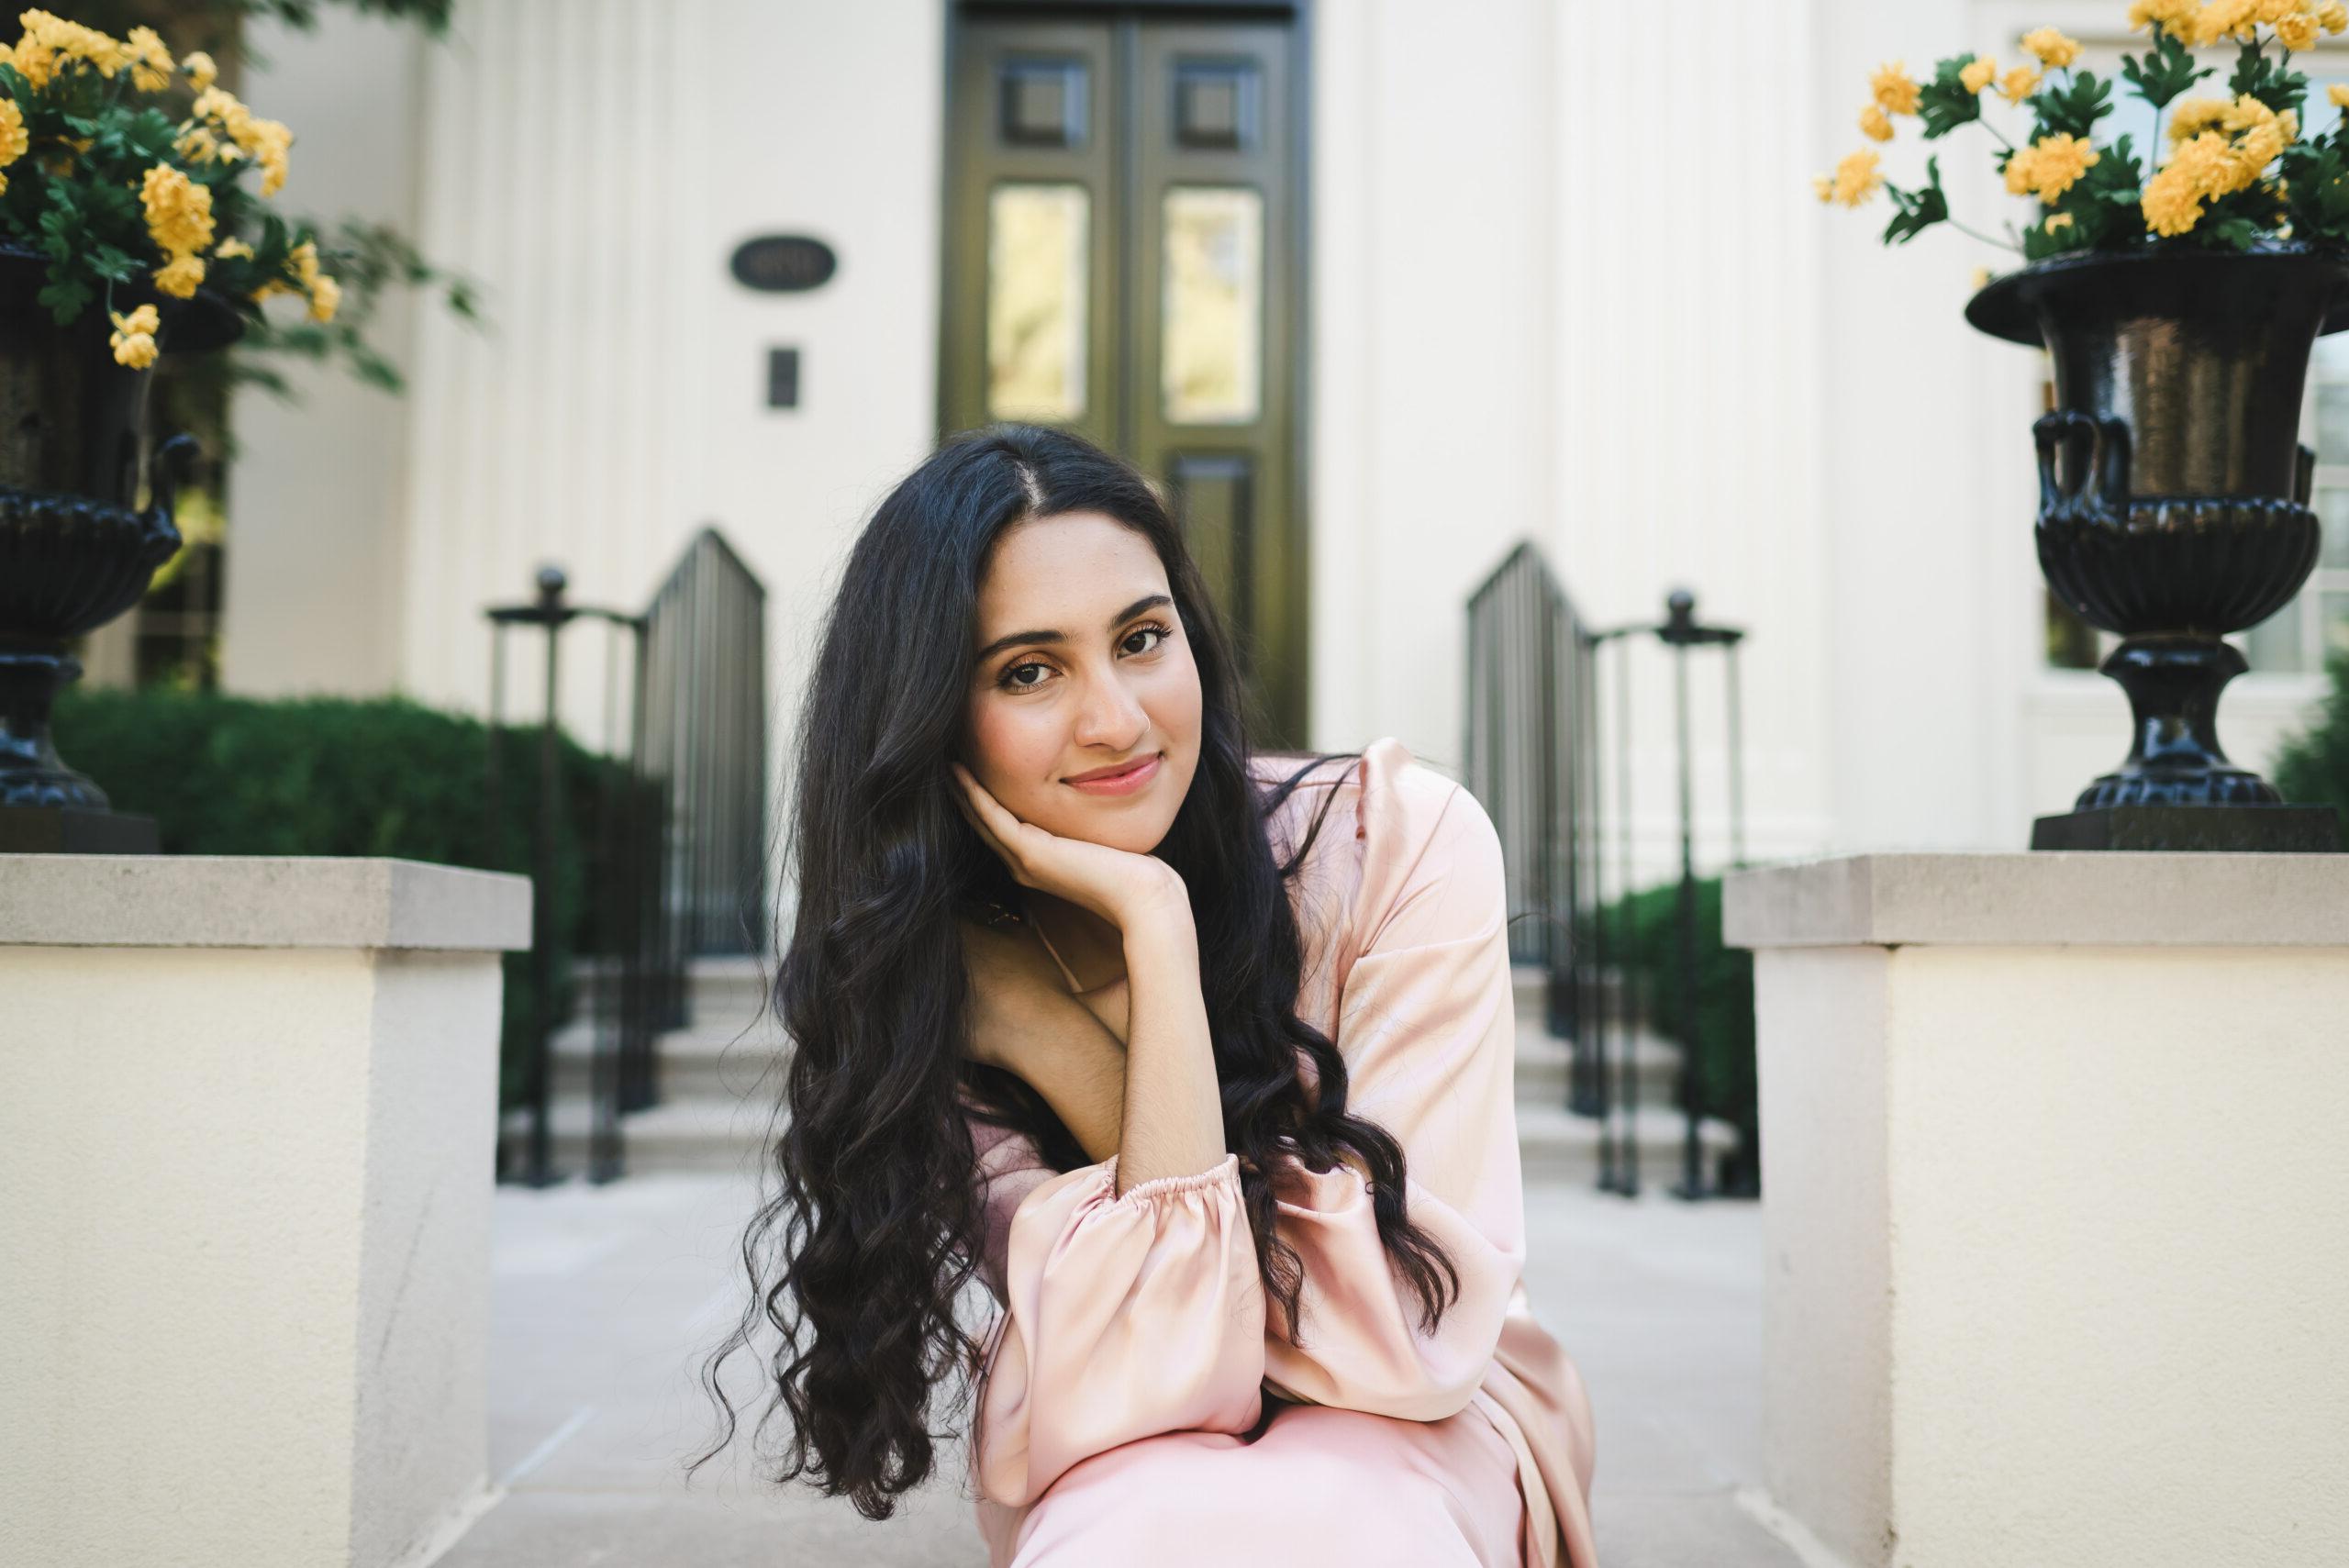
[{"x1": 692, "y1": 423, "x2": 1598, "y2": 1567}]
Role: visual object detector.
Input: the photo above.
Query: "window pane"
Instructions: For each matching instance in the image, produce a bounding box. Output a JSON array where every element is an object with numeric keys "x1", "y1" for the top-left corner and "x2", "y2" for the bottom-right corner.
[
  {"x1": 2321, "y1": 486, "x2": 2349, "y2": 571},
  {"x1": 2316, "y1": 384, "x2": 2349, "y2": 463},
  {"x1": 987, "y1": 183, "x2": 1088, "y2": 422},
  {"x1": 2243, "y1": 595, "x2": 2305, "y2": 673},
  {"x1": 2322, "y1": 589, "x2": 2349, "y2": 661},
  {"x1": 1162, "y1": 185, "x2": 1263, "y2": 425}
]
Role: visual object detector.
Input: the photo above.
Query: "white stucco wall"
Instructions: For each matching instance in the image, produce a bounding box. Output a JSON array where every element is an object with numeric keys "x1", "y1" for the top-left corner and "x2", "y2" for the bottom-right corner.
[
  {"x1": 1, "y1": 852, "x2": 526, "y2": 1568},
  {"x1": 216, "y1": 0, "x2": 2340, "y2": 902},
  {"x1": 217, "y1": 13, "x2": 429, "y2": 698}
]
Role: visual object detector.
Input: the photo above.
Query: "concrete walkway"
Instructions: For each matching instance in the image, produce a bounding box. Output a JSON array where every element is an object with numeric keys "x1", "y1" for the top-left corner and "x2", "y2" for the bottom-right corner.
[{"x1": 435, "y1": 1158, "x2": 1808, "y2": 1567}]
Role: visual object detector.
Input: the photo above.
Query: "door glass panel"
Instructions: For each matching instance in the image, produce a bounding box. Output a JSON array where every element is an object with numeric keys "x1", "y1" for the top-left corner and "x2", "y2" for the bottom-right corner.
[
  {"x1": 1162, "y1": 185, "x2": 1263, "y2": 424},
  {"x1": 986, "y1": 183, "x2": 1089, "y2": 422}
]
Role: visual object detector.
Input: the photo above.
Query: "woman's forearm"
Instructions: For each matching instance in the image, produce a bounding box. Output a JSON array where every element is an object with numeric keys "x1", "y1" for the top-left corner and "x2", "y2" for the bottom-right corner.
[
  {"x1": 1114, "y1": 906, "x2": 1225, "y2": 1196},
  {"x1": 1019, "y1": 1010, "x2": 1126, "y2": 1165}
]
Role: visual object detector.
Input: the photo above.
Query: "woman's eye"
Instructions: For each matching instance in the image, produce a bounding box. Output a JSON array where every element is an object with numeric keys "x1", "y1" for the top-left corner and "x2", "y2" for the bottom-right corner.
[{"x1": 996, "y1": 623, "x2": 1172, "y2": 694}]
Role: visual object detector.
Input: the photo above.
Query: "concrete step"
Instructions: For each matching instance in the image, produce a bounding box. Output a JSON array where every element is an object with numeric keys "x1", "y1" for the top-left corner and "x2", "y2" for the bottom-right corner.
[
  {"x1": 506, "y1": 1091, "x2": 1746, "y2": 1189},
  {"x1": 572, "y1": 953, "x2": 771, "y2": 1033},
  {"x1": 548, "y1": 1016, "x2": 789, "y2": 1102},
  {"x1": 501, "y1": 1094, "x2": 780, "y2": 1181},
  {"x1": 1515, "y1": 1016, "x2": 1682, "y2": 1108},
  {"x1": 1515, "y1": 1099, "x2": 1742, "y2": 1189}
]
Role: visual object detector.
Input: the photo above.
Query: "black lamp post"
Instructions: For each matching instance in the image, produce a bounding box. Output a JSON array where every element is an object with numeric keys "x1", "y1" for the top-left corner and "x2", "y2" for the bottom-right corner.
[
  {"x1": 1590, "y1": 589, "x2": 1747, "y2": 1202},
  {"x1": 484, "y1": 565, "x2": 644, "y2": 1188}
]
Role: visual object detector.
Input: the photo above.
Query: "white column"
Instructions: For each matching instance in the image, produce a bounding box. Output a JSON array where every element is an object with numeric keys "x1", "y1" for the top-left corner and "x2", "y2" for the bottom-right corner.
[
  {"x1": 1724, "y1": 851, "x2": 2349, "y2": 1568},
  {"x1": 0, "y1": 855, "x2": 530, "y2": 1568}
]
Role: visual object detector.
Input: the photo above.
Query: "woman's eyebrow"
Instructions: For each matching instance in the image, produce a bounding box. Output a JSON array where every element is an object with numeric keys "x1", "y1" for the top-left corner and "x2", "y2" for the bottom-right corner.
[{"x1": 974, "y1": 593, "x2": 1173, "y2": 662}]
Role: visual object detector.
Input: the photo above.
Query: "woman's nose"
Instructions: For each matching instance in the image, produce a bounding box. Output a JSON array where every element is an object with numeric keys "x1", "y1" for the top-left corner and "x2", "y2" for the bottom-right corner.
[{"x1": 1072, "y1": 672, "x2": 1147, "y2": 747}]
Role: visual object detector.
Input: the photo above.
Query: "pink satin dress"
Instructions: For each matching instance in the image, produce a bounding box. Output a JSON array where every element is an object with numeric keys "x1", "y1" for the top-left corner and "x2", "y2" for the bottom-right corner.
[{"x1": 959, "y1": 737, "x2": 1601, "y2": 1568}]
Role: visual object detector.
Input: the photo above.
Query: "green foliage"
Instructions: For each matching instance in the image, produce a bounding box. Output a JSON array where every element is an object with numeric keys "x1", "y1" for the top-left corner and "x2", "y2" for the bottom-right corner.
[
  {"x1": 2032, "y1": 69, "x2": 2114, "y2": 140},
  {"x1": 0, "y1": 7, "x2": 482, "y2": 400},
  {"x1": 233, "y1": 218, "x2": 482, "y2": 397},
  {"x1": 1916, "y1": 55, "x2": 1985, "y2": 139},
  {"x1": 1598, "y1": 876, "x2": 1758, "y2": 1192},
  {"x1": 2228, "y1": 38, "x2": 2308, "y2": 116},
  {"x1": 50, "y1": 685, "x2": 660, "y2": 1110},
  {"x1": 2027, "y1": 132, "x2": 2146, "y2": 256},
  {"x1": 2274, "y1": 647, "x2": 2349, "y2": 836},
  {"x1": 2284, "y1": 139, "x2": 2349, "y2": 244},
  {"x1": 1882, "y1": 154, "x2": 1948, "y2": 244},
  {"x1": 2121, "y1": 27, "x2": 2212, "y2": 109}
]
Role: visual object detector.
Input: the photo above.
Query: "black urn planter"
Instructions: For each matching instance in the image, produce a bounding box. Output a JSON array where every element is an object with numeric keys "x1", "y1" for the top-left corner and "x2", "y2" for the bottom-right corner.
[
  {"x1": 0, "y1": 245, "x2": 240, "y2": 851},
  {"x1": 1967, "y1": 243, "x2": 2348, "y2": 851}
]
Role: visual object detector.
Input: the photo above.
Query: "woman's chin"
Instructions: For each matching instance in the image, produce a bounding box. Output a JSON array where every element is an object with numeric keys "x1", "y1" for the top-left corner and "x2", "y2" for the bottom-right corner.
[{"x1": 1036, "y1": 806, "x2": 1174, "y2": 858}]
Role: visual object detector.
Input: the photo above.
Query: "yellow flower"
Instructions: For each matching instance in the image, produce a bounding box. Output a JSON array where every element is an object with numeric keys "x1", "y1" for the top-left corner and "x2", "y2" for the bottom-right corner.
[
  {"x1": 139, "y1": 164, "x2": 215, "y2": 258},
  {"x1": 2128, "y1": 0, "x2": 2201, "y2": 28},
  {"x1": 306, "y1": 272, "x2": 340, "y2": 324},
  {"x1": 11, "y1": 34, "x2": 53, "y2": 89},
  {"x1": 2278, "y1": 12, "x2": 2321, "y2": 47},
  {"x1": 2009, "y1": 132, "x2": 2101, "y2": 200},
  {"x1": 1812, "y1": 172, "x2": 1834, "y2": 202},
  {"x1": 246, "y1": 117, "x2": 291, "y2": 196},
  {"x1": 1960, "y1": 55, "x2": 1997, "y2": 94},
  {"x1": 2332, "y1": 83, "x2": 2349, "y2": 107},
  {"x1": 181, "y1": 50, "x2": 217, "y2": 92},
  {"x1": 175, "y1": 126, "x2": 220, "y2": 163},
  {"x1": 2044, "y1": 211, "x2": 2076, "y2": 232},
  {"x1": 189, "y1": 89, "x2": 294, "y2": 196},
  {"x1": 2168, "y1": 95, "x2": 2232, "y2": 141},
  {"x1": 2190, "y1": 0, "x2": 2260, "y2": 46},
  {"x1": 18, "y1": 9, "x2": 126, "y2": 79},
  {"x1": 1970, "y1": 264, "x2": 1994, "y2": 290},
  {"x1": 289, "y1": 239, "x2": 319, "y2": 288},
  {"x1": 0, "y1": 99, "x2": 24, "y2": 167},
  {"x1": 216, "y1": 237, "x2": 253, "y2": 261},
  {"x1": 2021, "y1": 27, "x2": 2081, "y2": 67},
  {"x1": 108, "y1": 305, "x2": 160, "y2": 370},
  {"x1": 1870, "y1": 61, "x2": 1921, "y2": 116},
  {"x1": 153, "y1": 253, "x2": 205, "y2": 299},
  {"x1": 123, "y1": 25, "x2": 170, "y2": 92},
  {"x1": 1830, "y1": 147, "x2": 1885, "y2": 206},
  {"x1": 2323, "y1": 0, "x2": 2349, "y2": 31},
  {"x1": 1860, "y1": 103, "x2": 1894, "y2": 141},
  {"x1": 1998, "y1": 65, "x2": 2043, "y2": 102},
  {"x1": 2224, "y1": 92, "x2": 2286, "y2": 175}
]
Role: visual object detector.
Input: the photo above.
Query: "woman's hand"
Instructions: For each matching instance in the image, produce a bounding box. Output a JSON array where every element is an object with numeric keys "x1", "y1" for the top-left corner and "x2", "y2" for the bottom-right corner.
[{"x1": 949, "y1": 761, "x2": 1187, "y2": 931}]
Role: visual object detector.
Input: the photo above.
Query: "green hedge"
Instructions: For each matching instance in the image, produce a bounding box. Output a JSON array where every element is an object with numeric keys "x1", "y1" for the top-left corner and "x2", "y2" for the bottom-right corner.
[
  {"x1": 1590, "y1": 648, "x2": 2349, "y2": 1198},
  {"x1": 1598, "y1": 876, "x2": 1758, "y2": 1194},
  {"x1": 50, "y1": 686, "x2": 647, "y2": 1109},
  {"x1": 2276, "y1": 647, "x2": 2349, "y2": 833}
]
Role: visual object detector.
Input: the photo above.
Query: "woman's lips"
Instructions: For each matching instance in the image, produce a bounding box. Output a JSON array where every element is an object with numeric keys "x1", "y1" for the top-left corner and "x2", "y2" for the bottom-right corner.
[{"x1": 1064, "y1": 753, "x2": 1162, "y2": 795}]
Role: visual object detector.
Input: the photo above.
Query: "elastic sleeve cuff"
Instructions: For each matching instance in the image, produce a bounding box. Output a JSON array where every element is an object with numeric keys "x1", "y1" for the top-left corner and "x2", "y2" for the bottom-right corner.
[{"x1": 1098, "y1": 1150, "x2": 1242, "y2": 1209}]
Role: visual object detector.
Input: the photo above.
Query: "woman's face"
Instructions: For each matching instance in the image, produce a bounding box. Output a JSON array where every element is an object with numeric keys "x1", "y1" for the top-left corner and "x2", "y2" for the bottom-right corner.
[{"x1": 963, "y1": 509, "x2": 1203, "y2": 851}]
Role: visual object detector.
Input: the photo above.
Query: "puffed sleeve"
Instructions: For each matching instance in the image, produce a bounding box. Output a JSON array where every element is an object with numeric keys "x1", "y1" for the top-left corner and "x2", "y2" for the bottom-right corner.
[
  {"x1": 962, "y1": 1106, "x2": 1266, "y2": 1507},
  {"x1": 1261, "y1": 740, "x2": 1529, "y2": 1421}
]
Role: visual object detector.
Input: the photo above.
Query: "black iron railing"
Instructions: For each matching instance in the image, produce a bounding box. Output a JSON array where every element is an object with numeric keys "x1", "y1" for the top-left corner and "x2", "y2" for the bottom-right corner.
[
  {"x1": 486, "y1": 526, "x2": 768, "y2": 1186},
  {"x1": 1465, "y1": 544, "x2": 1750, "y2": 1199}
]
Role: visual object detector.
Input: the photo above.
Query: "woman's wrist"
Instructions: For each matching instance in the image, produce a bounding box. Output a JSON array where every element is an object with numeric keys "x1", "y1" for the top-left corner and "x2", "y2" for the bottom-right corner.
[{"x1": 1113, "y1": 866, "x2": 1195, "y2": 948}]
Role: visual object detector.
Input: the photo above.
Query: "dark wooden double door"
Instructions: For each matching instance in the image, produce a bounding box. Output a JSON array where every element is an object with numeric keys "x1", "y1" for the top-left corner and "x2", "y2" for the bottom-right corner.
[{"x1": 942, "y1": 3, "x2": 1308, "y2": 746}]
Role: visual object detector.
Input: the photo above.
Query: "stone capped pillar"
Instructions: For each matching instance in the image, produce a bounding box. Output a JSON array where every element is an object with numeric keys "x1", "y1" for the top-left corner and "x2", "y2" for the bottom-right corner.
[
  {"x1": 1724, "y1": 851, "x2": 2349, "y2": 1568},
  {"x1": 1, "y1": 854, "x2": 530, "y2": 1568}
]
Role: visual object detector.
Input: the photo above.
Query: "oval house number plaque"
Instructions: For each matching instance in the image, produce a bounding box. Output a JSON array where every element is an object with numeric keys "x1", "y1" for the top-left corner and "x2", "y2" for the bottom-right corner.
[{"x1": 730, "y1": 235, "x2": 838, "y2": 293}]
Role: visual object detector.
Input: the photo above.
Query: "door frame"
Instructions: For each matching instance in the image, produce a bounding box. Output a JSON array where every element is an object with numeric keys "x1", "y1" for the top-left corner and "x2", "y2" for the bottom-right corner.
[{"x1": 936, "y1": 0, "x2": 1315, "y2": 747}]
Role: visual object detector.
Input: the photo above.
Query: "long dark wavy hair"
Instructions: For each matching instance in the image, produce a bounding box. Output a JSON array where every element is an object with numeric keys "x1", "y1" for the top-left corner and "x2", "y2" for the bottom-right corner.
[{"x1": 685, "y1": 422, "x2": 1463, "y2": 1516}]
